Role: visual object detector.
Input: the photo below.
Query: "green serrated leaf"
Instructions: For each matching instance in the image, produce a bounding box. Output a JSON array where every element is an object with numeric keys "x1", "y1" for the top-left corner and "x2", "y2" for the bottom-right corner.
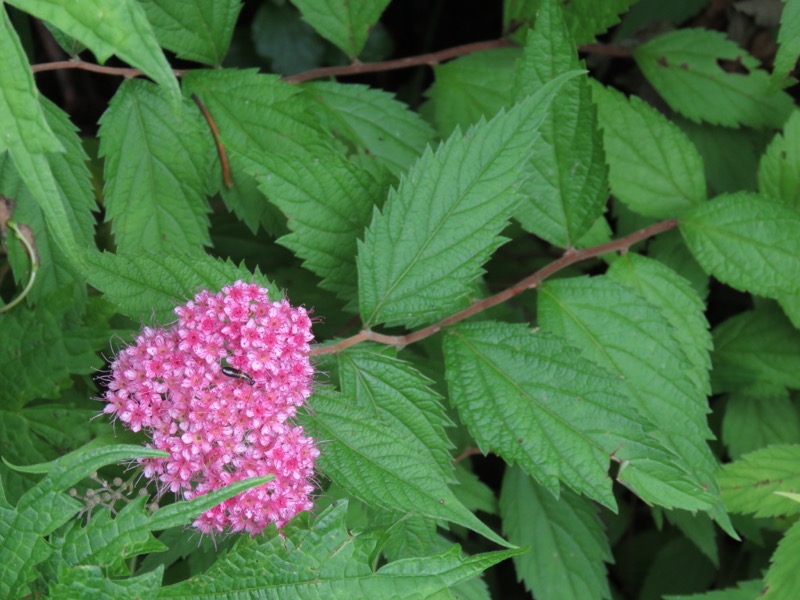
[
  {"x1": 500, "y1": 465, "x2": 612, "y2": 600},
  {"x1": 647, "y1": 229, "x2": 710, "y2": 300},
  {"x1": 6, "y1": 0, "x2": 179, "y2": 107},
  {"x1": 772, "y1": 0, "x2": 800, "y2": 85},
  {"x1": 358, "y1": 70, "x2": 580, "y2": 328},
  {"x1": 759, "y1": 109, "x2": 800, "y2": 210},
  {"x1": 0, "y1": 505, "x2": 53, "y2": 599},
  {"x1": 257, "y1": 149, "x2": 387, "y2": 308},
  {"x1": 427, "y1": 48, "x2": 520, "y2": 138},
  {"x1": 538, "y1": 276, "x2": 732, "y2": 529},
  {"x1": 513, "y1": 4, "x2": 607, "y2": 248},
  {"x1": 99, "y1": 79, "x2": 214, "y2": 254},
  {"x1": 290, "y1": 0, "x2": 391, "y2": 58},
  {"x1": 719, "y1": 444, "x2": 800, "y2": 518},
  {"x1": 664, "y1": 579, "x2": 764, "y2": 600},
  {"x1": 84, "y1": 250, "x2": 278, "y2": 324},
  {"x1": 722, "y1": 386, "x2": 800, "y2": 459},
  {"x1": 591, "y1": 81, "x2": 706, "y2": 218},
  {"x1": 607, "y1": 254, "x2": 711, "y2": 396},
  {"x1": 139, "y1": 0, "x2": 242, "y2": 65},
  {"x1": 160, "y1": 501, "x2": 520, "y2": 598},
  {"x1": 764, "y1": 520, "x2": 800, "y2": 599},
  {"x1": 634, "y1": 28, "x2": 793, "y2": 128},
  {"x1": 304, "y1": 81, "x2": 435, "y2": 175},
  {"x1": 680, "y1": 192, "x2": 800, "y2": 299},
  {"x1": 712, "y1": 307, "x2": 800, "y2": 393},
  {"x1": 504, "y1": 0, "x2": 637, "y2": 45},
  {"x1": 665, "y1": 510, "x2": 719, "y2": 566},
  {"x1": 339, "y1": 346, "x2": 454, "y2": 477},
  {"x1": 443, "y1": 321, "x2": 711, "y2": 512},
  {"x1": 48, "y1": 566, "x2": 162, "y2": 600},
  {"x1": 304, "y1": 389, "x2": 507, "y2": 547},
  {"x1": 0, "y1": 289, "x2": 104, "y2": 409}
]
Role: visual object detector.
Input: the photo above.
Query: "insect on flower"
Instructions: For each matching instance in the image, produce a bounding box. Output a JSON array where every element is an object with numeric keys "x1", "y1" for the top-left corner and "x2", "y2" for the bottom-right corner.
[{"x1": 221, "y1": 364, "x2": 256, "y2": 386}]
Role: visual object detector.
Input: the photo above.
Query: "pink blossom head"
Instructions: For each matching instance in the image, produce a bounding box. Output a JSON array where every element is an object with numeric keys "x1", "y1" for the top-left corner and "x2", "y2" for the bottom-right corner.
[{"x1": 103, "y1": 281, "x2": 319, "y2": 534}]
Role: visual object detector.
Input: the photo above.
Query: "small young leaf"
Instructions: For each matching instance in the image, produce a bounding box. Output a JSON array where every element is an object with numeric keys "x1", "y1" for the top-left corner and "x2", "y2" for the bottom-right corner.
[
  {"x1": 500, "y1": 465, "x2": 612, "y2": 600},
  {"x1": 718, "y1": 444, "x2": 800, "y2": 518},
  {"x1": 304, "y1": 81, "x2": 435, "y2": 175},
  {"x1": 6, "y1": 0, "x2": 180, "y2": 107},
  {"x1": 722, "y1": 386, "x2": 800, "y2": 459},
  {"x1": 513, "y1": 3, "x2": 608, "y2": 248},
  {"x1": 358, "y1": 70, "x2": 580, "y2": 328},
  {"x1": 257, "y1": 149, "x2": 387, "y2": 307},
  {"x1": 759, "y1": 109, "x2": 800, "y2": 210},
  {"x1": 159, "y1": 501, "x2": 520, "y2": 597},
  {"x1": 763, "y1": 520, "x2": 800, "y2": 600},
  {"x1": 99, "y1": 79, "x2": 214, "y2": 255},
  {"x1": 427, "y1": 48, "x2": 520, "y2": 137},
  {"x1": 139, "y1": 0, "x2": 242, "y2": 66},
  {"x1": 85, "y1": 250, "x2": 278, "y2": 324},
  {"x1": 680, "y1": 193, "x2": 800, "y2": 299},
  {"x1": 290, "y1": 0, "x2": 391, "y2": 58},
  {"x1": 772, "y1": 0, "x2": 800, "y2": 85},
  {"x1": 304, "y1": 389, "x2": 507, "y2": 547},
  {"x1": 634, "y1": 29, "x2": 793, "y2": 128},
  {"x1": 711, "y1": 307, "x2": 800, "y2": 393},
  {"x1": 592, "y1": 81, "x2": 706, "y2": 218}
]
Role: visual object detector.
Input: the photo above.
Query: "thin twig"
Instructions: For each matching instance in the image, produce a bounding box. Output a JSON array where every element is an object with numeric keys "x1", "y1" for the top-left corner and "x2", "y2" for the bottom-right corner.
[
  {"x1": 191, "y1": 93, "x2": 234, "y2": 189},
  {"x1": 31, "y1": 58, "x2": 188, "y2": 78},
  {"x1": 311, "y1": 219, "x2": 679, "y2": 356}
]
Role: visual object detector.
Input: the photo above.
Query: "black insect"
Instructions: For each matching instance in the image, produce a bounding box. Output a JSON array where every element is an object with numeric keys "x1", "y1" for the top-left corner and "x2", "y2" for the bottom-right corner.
[{"x1": 221, "y1": 365, "x2": 256, "y2": 386}]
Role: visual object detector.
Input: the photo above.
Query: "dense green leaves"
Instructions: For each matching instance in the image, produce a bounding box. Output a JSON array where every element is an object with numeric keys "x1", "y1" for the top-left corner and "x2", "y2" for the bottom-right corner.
[
  {"x1": 291, "y1": 0, "x2": 391, "y2": 58},
  {"x1": 722, "y1": 387, "x2": 800, "y2": 459},
  {"x1": 772, "y1": 0, "x2": 800, "y2": 85},
  {"x1": 139, "y1": 0, "x2": 242, "y2": 66},
  {"x1": 759, "y1": 110, "x2": 800, "y2": 210},
  {"x1": 161, "y1": 501, "x2": 521, "y2": 598},
  {"x1": 680, "y1": 192, "x2": 800, "y2": 299},
  {"x1": 6, "y1": 0, "x2": 180, "y2": 107},
  {"x1": 513, "y1": 2, "x2": 607, "y2": 248},
  {"x1": 634, "y1": 29, "x2": 793, "y2": 128},
  {"x1": 358, "y1": 71, "x2": 578, "y2": 328},
  {"x1": 763, "y1": 520, "x2": 800, "y2": 600},
  {"x1": 99, "y1": 80, "x2": 214, "y2": 255},
  {"x1": 592, "y1": 81, "x2": 706, "y2": 218},
  {"x1": 500, "y1": 466, "x2": 612, "y2": 600}
]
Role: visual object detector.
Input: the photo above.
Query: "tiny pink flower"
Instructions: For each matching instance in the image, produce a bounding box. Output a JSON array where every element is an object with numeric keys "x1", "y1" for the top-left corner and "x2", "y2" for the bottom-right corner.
[{"x1": 103, "y1": 281, "x2": 319, "y2": 534}]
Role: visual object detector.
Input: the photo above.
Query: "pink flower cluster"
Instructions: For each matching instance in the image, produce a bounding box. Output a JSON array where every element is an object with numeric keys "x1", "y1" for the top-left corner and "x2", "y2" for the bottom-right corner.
[{"x1": 103, "y1": 281, "x2": 318, "y2": 534}]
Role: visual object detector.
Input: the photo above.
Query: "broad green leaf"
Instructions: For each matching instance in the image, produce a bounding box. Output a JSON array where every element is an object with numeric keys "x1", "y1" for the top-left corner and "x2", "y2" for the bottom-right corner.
[
  {"x1": 664, "y1": 579, "x2": 764, "y2": 600},
  {"x1": 503, "y1": 0, "x2": 637, "y2": 45},
  {"x1": 48, "y1": 567, "x2": 162, "y2": 599},
  {"x1": 99, "y1": 79, "x2": 214, "y2": 255},
  {"x1": 139, "y1": 0, "x2": 242, "y2": 65},
  {"x1": 443, "y1": 322, "x2": 714, "y2": 512},
  {"x1": 718, "y1": 444, "x2": 800, "y2": 518},
  {"x1": 358, "y1": 71, "x2": 580, "y2": 328},
  {"x1": 634, "y1": 29, "x2": 793, "y2": 128},
  {"x1": 772, "y1": 0, "x2": 800, "y2": 85},
  {"x1": 764, "y1": 520, "x2": 800, "y2": 600},
  {"x1": 607, "y1": 254, "x2": 711, "y2": 395},
  {"x1": 453, "y1": 463, "x2": 498, "y2": 516},
  {"x1": 759, "y1": 110, "x2": 800, "y2": 210},
  {"x1": 592, "y1": 81, "x2": 706, "y2": 218},
  {"x1": 257, "y1": 149, "x2": 387, "y2": 307},
  {"x1": 711, "y1": 307, "x2": 800, "y2": 393},
  {"x1": 427, "y1": 48, "x2": 520, "y2": 138},
  {"x1": 304, "y1": 389, "x2": 508, "y2": 547},
  {"x1": 0, "y1": 97, "x2": 96, "y2": 303},
  {"x1": 513, "y1": 4, "x2": 607, "y2": 248},
  {"x1": 665, "y1": 510, "x2": 719, "y2": 566},
  {"x1": 500, "y1": 465, "x2": 612, "y2": 600},
  {"x1": 304, "y1": 81, "x2": 435, "y2": 175},
  {"x1": 338, "y1": 347, "x2": 454, "y2": 477},
  {"x1": 84, "y1": 250, "x2": 278, "y2": 324},
  {"x1": 647, "y1": 229, "x2": 710, "y2": 300},
  {"x1": 290, "y1": 0, "x2": 391, "y2": 58},
  {"x1": 722, "y1": 386, "x2": 800, "y2": 459},
  {"x1": 161, "y1": 501, "x2": 521, "y2": 598},
  {"x1": 680, "y1": 192, "x2": 800, "y2": 298},
  {"x1": 0, "y1": 289, "x2": 104, "y2": 409},
  {"x1": 0, "y1": 505, "x2": 53, "y2": 598},
  {"x1": 6, "y1": 0, "x2": 180, "y2": 107},
  {"x1": 538, "y1": 277, "x2": 732, "y2": 530}
]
